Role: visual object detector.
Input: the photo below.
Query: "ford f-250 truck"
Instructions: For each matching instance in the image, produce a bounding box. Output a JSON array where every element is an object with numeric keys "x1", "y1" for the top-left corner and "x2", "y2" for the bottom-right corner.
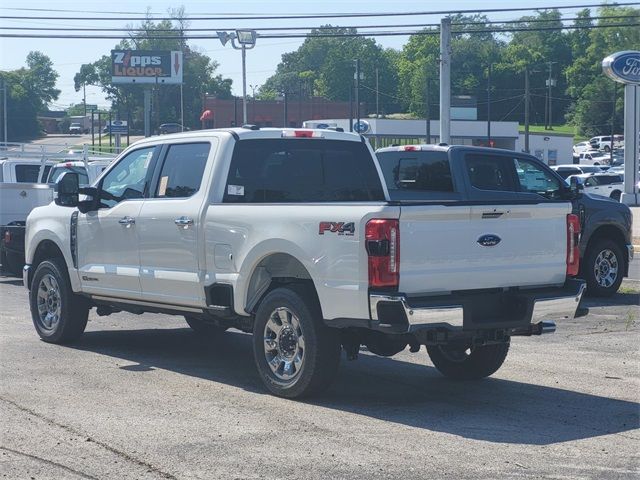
[{"x1": 23, "y1": 128, "x2": 585, "y2": 398}]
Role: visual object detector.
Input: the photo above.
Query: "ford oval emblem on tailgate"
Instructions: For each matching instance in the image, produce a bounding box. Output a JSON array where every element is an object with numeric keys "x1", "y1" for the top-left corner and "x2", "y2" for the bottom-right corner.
[{"x1": 477, "y1": 234, "x2": 501, "y2": 247}]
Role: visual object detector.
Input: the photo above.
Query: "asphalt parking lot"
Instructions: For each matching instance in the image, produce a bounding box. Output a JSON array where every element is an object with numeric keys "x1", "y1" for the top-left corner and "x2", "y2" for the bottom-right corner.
[{"x1": 1, "y1": 276, "x2": 638, "y2": 480}]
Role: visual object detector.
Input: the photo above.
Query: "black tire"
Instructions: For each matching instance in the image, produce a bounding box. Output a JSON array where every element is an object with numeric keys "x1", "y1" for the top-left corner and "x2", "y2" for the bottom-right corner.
[
  {"x1": 252, "y1": 285, "x2": 341, "y2": 398},
  {"x1": 583, "y1": 238, "x2": 624, "y2": 297},
  {"x1": 29, "y1": 258, "x2": 89, "y2": 344},
  {"x1": 184, "y1": 316, "x2": 227, "y2": 335},
  {"x1": 426, "y1": 341, "x2": 510, "y2": 380}
]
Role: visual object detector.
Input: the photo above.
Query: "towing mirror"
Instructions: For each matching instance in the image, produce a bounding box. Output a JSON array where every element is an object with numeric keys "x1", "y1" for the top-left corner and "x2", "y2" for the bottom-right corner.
[
  {"x1": 569, "y1": 176, "x2": 584, "y2": 195},
  {"x1": 55, "y1": 171, "x2": 80, "y2": 207}
]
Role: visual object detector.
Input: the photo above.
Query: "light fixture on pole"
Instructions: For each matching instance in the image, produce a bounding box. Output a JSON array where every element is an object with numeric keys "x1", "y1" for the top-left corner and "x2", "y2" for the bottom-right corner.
[{"x1": 217, "y1": 30, "x2": 257, "y2": 126}]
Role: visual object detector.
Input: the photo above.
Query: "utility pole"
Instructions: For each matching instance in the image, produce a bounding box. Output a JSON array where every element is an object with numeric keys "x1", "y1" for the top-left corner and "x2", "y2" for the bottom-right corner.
[
  {"x1": 83, "y1": 83, "x2": 87, "y2": 116},
  {"x1": 425, "y1": 67, "x2": 431, "y2": 144},
  {"x1": 375, "y1": 67, "x2": 379, "y2": 118},
  {"x1": 546, "y1": 61, "x2": 556, "y2": 130},
  {"x1": 348, "y1": 81, "x2": 353, "y2": 132},
  {"x1": 439, "y1": 17, "x2": 452, "y2": 144},
  {"x1": 241, "y1": 46, "x2": 247, "y2": 124},
  {"x1": 1, "y1": 78, "x2": 7, "y2": 145},
  {"x1": 283, "y1": 91, "x2": 288, "y2": 128},
  {"x1": 144, "y1": 88, "x2": 151, "y2": 137},
  {"x1": 524, "y1": 66, "x2": 530, "y2": 153},
  {"x1": 487, "y1": 64, "x2": 492, "y2": 146},
  {"x1": 354, "y1": 59, "x2": 361, "y2": 132}
]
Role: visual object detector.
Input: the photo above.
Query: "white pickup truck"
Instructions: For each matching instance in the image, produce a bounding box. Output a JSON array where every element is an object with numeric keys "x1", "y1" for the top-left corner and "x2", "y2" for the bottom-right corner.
[{"x1": 23, "y1": 128, "x2": 585, "y2": 398}]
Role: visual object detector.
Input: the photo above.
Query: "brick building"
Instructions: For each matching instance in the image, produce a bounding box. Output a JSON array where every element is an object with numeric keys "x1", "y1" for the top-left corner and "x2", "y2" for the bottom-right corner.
[{"x1": 201, "y1": 96, "x2": 363, "y2": 129}]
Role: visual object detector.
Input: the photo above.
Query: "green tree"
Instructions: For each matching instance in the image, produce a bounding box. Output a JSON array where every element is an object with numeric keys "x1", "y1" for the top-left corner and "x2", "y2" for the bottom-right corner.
[
  {"x1": 565, "y1": 6, "x2": 640, "y2": 136},
  {"x1": 0, "y1": 51, "x2": 60, "y2": 139},
  {"x1": 73, "y1": 12, "x2": 232, "y2": 131},
  {"x1": 260, "y1": 27, "x2": 399, "y2": 115}
]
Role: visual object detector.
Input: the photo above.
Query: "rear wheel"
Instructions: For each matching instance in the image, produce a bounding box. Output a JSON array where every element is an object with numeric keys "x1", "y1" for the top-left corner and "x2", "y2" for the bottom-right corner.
[
  {"x1": 29, "y1": 259, "x2": 89, "y2": 344},
  {"x1": 252, "y1": 285, "x2": 341, "y2": 398},
  {"x1": 426, "y1": 341, "x2": 510, "y2": 380},
  {"x1": 583, "y1": 239, "x2": 624, "y2": 297}
]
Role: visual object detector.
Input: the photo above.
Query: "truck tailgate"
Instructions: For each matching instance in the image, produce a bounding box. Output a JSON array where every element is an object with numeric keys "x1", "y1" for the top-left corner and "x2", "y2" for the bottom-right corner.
[{"x1": 398, "y1": 203, "x2": 571, "y2": 294}]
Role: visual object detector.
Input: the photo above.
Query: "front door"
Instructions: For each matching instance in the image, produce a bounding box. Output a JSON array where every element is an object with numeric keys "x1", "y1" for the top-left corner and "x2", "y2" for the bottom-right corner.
[
  {"x1": 76, "y1": 146, "x2": 157, "y2": 300},
  {"x1": 137, "y1": 141, "x2": 214, "y2": 306}
]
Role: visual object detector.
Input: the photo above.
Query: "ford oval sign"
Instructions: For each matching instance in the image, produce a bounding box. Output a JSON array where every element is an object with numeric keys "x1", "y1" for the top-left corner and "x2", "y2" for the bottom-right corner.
[
  {"x1": 477, "y1": 234, "x2": 501, "y2": 247},
  {"x1": 602, "y1": 50, "x2": 640, "y2": 85}
]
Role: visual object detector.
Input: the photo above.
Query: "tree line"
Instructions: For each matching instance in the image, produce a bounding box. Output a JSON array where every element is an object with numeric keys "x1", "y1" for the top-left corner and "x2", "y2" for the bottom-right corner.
[{"x1": 1, "y1": 5, "x2": 637, "y2": 139}]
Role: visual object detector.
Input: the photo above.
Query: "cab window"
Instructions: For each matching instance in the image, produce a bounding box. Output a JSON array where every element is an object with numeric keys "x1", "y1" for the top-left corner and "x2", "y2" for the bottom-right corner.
[
  {"x1": 153, "y1": 143, "x2": 210, "y2": 198},
  {"x1": 514, "y1": 158, "x2": 564, "y2": 199},
  {"x1": 99, "y1": 147, "x2": 155, "y2": 208}
]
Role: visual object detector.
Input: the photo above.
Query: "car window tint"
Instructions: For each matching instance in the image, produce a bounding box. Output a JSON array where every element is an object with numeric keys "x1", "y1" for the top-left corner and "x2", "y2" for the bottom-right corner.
[
  {"x1": 596, "y1": 175, "x2": 622, "y2": 185},
  {"x1": 465, "y1": 154, "x2": 516, "y2": 191},
  {"x1": 224, "y1": 139, "x2": 384, "y2": 203},
  {"x1": 100, "y1": 147, "x2": 155, "y2": 208},
  {"x1": 376, "y1": 151, "x2": 453, "y2": 192},
  {"x1": 514, "y1": 158, "x2": 563, "y2": 199},
  {"x1": 15, "y1": 164, "x2": 42, "y2": 183},
  {"x1": 155, "y1": 143, "x2": 210, "y2": 198}
]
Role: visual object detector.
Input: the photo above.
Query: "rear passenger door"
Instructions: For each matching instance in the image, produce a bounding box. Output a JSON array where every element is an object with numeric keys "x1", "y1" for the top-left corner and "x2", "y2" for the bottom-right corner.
[
  {"x1": 459, "y1": 152, "x2": 570, "y2": 288},
  {"x1": 137, "y1": 141, "x2": 215, "y2": 306}
]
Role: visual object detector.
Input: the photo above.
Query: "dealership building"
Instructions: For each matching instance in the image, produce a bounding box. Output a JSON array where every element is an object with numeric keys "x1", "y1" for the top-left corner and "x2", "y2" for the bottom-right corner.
[{"x1": 303, "y1": 118, "x2": 574, "y2": 165}]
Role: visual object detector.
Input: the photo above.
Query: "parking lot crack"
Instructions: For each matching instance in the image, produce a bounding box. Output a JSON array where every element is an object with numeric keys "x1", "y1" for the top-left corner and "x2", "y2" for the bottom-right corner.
[
  {"x1": 0, "y1": 396, "x2": 178, "y2": 480},
  {"x1": 0, "y1": 446, "x2": 101, "y2": 480}
]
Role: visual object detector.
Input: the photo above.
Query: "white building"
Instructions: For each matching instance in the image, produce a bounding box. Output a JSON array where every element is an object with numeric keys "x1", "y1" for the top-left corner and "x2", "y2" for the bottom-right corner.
[{"x1": 304, "y1": 118, "x2": 573, "y2": 165}]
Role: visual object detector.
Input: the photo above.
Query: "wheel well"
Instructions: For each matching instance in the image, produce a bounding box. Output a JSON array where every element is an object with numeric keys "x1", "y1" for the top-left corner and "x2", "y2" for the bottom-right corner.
[
  {"x1": 584, "y1": 225, "x2": 627, "y2": 271},
  {"x1": 245, "y1": 253, "x2": 318, "y2": 315},
  {"x1": 29, "y1": 240, "x2": 66, "y2": 286}
]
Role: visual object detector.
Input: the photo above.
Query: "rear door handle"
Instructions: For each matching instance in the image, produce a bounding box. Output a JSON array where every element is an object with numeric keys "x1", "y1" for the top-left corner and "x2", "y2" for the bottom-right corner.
[
  {"x1": 174, "y1": 216, "x2": 194, "y2": 228},
  {"x1": 118, "y1": 216, "x2": 135, "y2": 226}
]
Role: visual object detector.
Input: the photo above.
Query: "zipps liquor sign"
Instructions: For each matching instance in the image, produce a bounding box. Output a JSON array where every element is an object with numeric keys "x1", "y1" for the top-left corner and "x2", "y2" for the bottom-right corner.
[
  {"x1": 111, "y1": 50, "x2": 184, "y2": 84},
  {"x1": 602, "y1": 50, "x2": 640, "y2": 85}
]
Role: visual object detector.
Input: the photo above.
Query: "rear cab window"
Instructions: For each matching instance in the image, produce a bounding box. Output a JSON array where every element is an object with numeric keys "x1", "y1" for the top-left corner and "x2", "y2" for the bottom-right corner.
[
  {"x1": 15, "y1": 164, "x2": 49, "y2": 183},
  {"x1": 223, "y1": 139, "x2": 384, "y2": 203},
  {"x1": 48, "y1": 166, "x2": 89, "y2": 185},
  {"x1": 375, "y1": 150, "x2": 460, "y2": 201}
]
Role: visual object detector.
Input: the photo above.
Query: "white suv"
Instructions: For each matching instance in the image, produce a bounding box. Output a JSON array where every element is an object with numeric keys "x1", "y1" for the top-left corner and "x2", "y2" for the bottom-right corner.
[{"x1": 589, "y1": 135, "x2": 624, "y2": 152}]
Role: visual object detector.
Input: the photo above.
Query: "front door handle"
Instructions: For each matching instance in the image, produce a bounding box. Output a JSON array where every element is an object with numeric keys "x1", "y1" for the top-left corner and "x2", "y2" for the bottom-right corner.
[
  {"x1": 118, "y1": 216, "x2": 135, "y2": 226},
  {"x1": 174, "y1": 216, "x2": 194, "y2": 228}
]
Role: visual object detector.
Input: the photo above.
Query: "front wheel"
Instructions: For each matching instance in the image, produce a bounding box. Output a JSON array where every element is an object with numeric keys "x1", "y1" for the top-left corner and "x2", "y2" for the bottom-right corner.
[
  {"x1": 29, "y1": 259, "x2": 89, "y2": 344},
  {"x1": 426, "y1": 341, "x2": 510, "y2": 380},
  {"x1": 252, "y1": 285, "x2": 341, "y2": 398},
  {"x1": 583, "y1": 239, "x2": 624, "y2": 297}
]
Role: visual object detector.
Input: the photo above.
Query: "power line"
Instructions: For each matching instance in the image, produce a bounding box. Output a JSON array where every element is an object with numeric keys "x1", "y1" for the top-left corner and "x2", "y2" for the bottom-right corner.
[
  {"x1": 2, "y1": 15, "x2": 637, "y2": 32},
  {"x1": 0, "y1": 3, "x2": 637, "y2": 21},
  {"x1": 0, "y1": 21, "x2": 637, "y2": 40}
]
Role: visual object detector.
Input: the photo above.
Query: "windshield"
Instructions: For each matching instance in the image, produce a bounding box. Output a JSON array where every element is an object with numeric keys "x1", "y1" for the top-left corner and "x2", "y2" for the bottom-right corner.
[
  {"x1": 579, "y1": 166, "x2": 602, "y2": 173},
  {"x1": 48, "y1": 166, "x2": 89, "y2": 185}
]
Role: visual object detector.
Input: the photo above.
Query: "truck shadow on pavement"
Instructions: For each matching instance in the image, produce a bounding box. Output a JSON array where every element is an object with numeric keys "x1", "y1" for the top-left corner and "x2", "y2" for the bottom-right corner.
[
  {"x1": 582, "y1": 291, "x2": 640, "y2": 308},
  {"x1": 69, "y1": 327, "x2": 640, "y2": 446}
]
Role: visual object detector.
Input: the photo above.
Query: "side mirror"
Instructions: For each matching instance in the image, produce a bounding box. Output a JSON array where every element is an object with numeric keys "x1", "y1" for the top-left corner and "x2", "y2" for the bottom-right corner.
[
  {"x1": 55, "y1": 172, "x2": 79, "y2": 207},
  {"x1": 569, "y1": 176, "x2": 584, "y2": 195}
]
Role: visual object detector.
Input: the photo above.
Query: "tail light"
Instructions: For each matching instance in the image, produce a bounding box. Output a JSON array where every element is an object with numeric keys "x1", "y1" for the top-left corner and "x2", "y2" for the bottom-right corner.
[
  {"x1": 365, "y1": 219, "x2": 399, "y2": 289},
  {"x1": 3, "y1": 230, "x2": 10, "y2": 245},
  {"x1": 566, "y1": 214, "x2": 580, "y2": 276}
]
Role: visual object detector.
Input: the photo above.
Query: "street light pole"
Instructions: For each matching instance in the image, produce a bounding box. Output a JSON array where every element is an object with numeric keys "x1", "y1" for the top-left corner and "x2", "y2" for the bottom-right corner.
[{"x1": 241, "y1": 45, "x2": 247, "y2": 124}]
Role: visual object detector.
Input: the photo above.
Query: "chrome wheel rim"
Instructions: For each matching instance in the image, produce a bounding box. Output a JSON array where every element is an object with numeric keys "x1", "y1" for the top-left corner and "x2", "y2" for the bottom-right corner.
[
  {"x1": 263, "y1": 307, "x2": 305, "y2": 381},
  {"x1": 594, "y1": 249, "x2": 618, "y2": 288},
  {"x1": 36, "y1": 274, "x2": 61, "y2": 331}
]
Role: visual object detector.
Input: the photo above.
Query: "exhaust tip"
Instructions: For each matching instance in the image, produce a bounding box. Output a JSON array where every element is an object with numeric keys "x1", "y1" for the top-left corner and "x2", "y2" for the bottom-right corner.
[{"x1": 541, "y1": 321, "x2": 556, "y2": 334}]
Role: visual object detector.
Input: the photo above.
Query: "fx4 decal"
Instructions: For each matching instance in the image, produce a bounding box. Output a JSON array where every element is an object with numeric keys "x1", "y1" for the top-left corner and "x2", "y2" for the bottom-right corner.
[{"x1": 319, "y1": 221, "x2": 355, "y2": 236}]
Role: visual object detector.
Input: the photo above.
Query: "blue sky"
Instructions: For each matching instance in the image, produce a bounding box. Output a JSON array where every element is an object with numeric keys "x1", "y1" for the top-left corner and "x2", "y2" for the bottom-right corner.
[{"x1": 0, "y1": 0, "x2": 597, "y2": 110}]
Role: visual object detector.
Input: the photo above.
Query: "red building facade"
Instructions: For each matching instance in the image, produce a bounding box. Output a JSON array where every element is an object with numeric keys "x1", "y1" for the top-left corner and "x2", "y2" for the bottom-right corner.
[{"x1": 202, "y1": 96, "x2": 363, "y2": 128}]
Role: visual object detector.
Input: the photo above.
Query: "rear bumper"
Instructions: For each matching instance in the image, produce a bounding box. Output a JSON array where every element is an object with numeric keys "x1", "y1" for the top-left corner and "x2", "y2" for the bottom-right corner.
[{"x1": 368, "y1": 279, "x2": 586, "y2": 334}]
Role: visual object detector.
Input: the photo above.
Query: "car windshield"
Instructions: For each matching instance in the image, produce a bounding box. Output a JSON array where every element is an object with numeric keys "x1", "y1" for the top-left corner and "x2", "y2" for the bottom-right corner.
[{"x1": 579, "y1": 166, "x2": 602, "y2": 173}]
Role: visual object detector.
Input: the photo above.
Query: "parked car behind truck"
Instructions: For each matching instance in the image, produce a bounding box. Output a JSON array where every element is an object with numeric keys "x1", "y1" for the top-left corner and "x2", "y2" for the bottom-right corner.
[
  {"x1": 376, "y1": 144, "x2": 633, "y2": 297},
  {"x1": 24, "y1": 128, "x2": 586, "y2": 398}
]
